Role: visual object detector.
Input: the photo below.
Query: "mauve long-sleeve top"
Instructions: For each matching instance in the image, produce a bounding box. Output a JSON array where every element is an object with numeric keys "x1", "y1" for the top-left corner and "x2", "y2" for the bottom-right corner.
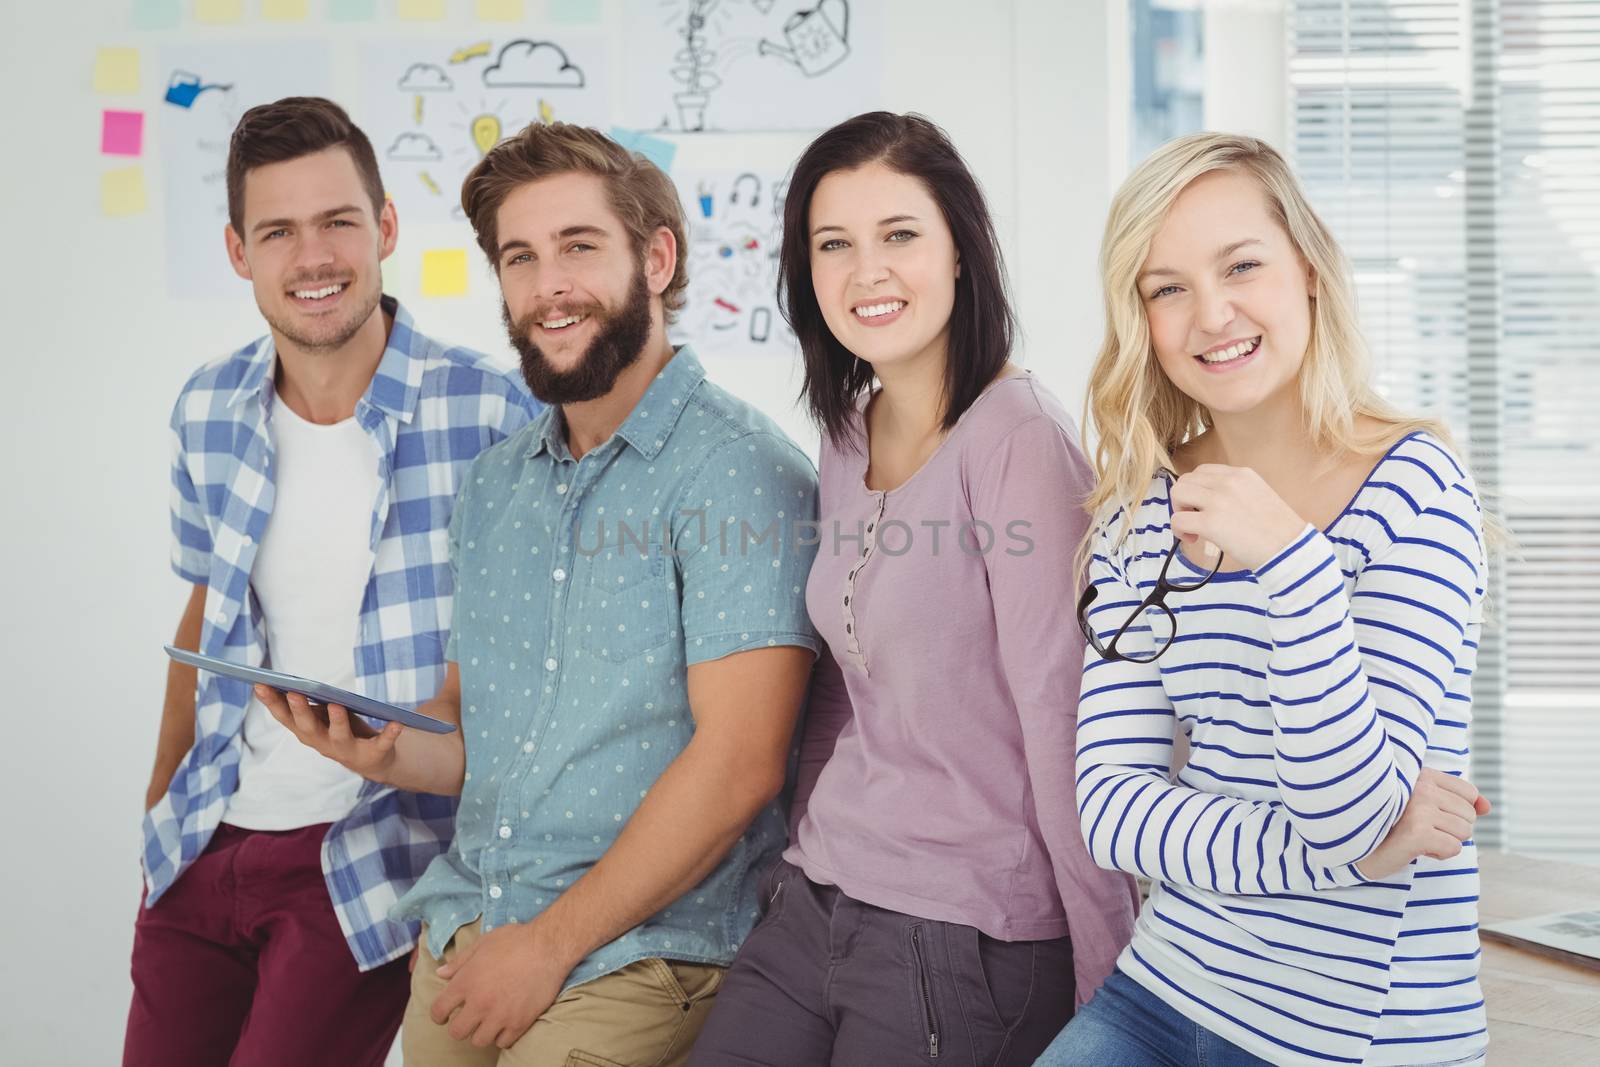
[{"x1": 783, "y1": 372, "x2": 1139, "y2": 1005}]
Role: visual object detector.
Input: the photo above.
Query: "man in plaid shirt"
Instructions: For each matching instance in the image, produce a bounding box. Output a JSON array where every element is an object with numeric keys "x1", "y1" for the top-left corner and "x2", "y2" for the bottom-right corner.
[{"x1": 124, "y1": 98, "x2": 536, "y2": 1067}]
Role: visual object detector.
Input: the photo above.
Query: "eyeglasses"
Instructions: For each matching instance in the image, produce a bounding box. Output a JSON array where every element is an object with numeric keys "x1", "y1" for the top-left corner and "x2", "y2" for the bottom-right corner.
[{"x1": 1076, "y1": 538, "x2": 1224, "y2": 664}]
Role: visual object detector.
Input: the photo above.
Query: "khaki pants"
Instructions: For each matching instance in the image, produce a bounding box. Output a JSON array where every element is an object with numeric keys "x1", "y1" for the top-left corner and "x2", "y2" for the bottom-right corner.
[{"x1": 402, "y1": 920, "x2": 724, "y2": 1067}]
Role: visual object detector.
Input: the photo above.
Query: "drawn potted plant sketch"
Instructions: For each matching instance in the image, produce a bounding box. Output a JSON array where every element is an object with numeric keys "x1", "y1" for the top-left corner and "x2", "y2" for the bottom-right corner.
[
  {"x1": 671, "y1": 0, "x2": 723, "y2": 131},
  {"x1": 623, "y1": 0, "x2": 875, "y2": 133}
]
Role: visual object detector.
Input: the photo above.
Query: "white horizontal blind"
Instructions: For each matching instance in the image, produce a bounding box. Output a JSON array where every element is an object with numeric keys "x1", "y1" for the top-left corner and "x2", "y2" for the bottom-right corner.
[
  {"x1": 1289, "y1": 0, "x2": 1600, "y2": 861},
  {"x1": 1491, "y1": 0, "x2": 1600, "y2": 860}
]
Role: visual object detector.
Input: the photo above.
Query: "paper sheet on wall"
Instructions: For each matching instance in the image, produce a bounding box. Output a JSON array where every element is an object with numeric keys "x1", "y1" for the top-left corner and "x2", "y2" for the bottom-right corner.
[
  {"x1": 668, "y1": 166, "x2": 796, "y2": 358},
  {"x1": 361, "y1": 36, "x2": 610, "y2": 225},
  {"x1": 158, "y1": 42, "x2": 335, "y2": 300},
  {"x1": 618, "y1": 0, "x2": 881, "y2": 133}
]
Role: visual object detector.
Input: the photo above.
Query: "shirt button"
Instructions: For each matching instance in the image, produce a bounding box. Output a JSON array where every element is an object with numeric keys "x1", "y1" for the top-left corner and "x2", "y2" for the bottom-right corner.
[
  {"x1": 545, "y1": 658, "x2": 558, "y2": 671},
  {"x1": 553, "y1": 568, "x2": 566, "y2": 582},
  {"x1": 498, "y1": 826, "x2": 512, "y2": 839},
  {"x1": 556, "y1": 483, "x2": 569, "y2": 495},
  {"x1": 489, "y1": 885, "x2": 503, "y2": 899},
  {"x1": 523, "y1": 741, "x2": 535, "y2": 753}
]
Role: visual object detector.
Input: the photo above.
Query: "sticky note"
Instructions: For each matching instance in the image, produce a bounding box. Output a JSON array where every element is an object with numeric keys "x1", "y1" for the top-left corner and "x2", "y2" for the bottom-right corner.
[
  {"x1": 328, "y1": 0, "x2": 378, "y2": 19},
  {"x1": 101, "y1": 110, "x2": 145, "y2": 156},
  {"x1": 608, "y1": 127, "x2": 676, "y2": 175},
  {"x1": 398, "y1": 0, "x2": 447, "y2": 20},
  {"x1": 195, "y1": 0, "x2": 243, "y2": 23},
  {"x1": 102, "y1": 167, "x2": 148, "y2": 217},
  {"x1": 93, "y1": 48, "x2": 140, "y2": 94},
  {"x1": 132, "y1": 0, "x2": 183, "y2": 29},
  {"x1": 421, "y1": 250, "x2": 469, "y2": 297},
  {"x1": 477, "y1": 0, "x2": 523, "y2": 19},
  {"x1": 262, "y1": 0, "x2": 310, "y2": 20},
  {"x1": 549, "y1": 0, "x2": 602, "y2": 23}
]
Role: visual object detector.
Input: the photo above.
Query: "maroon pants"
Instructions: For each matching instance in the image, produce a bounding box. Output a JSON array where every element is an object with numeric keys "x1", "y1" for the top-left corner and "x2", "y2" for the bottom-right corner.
[{"x1": 122, "y1": 822, "x2": 410, "y2": 1067}]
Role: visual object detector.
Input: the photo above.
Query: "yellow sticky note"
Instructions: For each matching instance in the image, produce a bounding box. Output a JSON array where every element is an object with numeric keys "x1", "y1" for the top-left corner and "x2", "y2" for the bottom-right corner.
[
  {"x1": 263, "y1": 0, "x2": 310, "y2": 20},
  {"x1": 195, "y1": 0, "x2": 244, "y2": 23},
  {"x1": 421, "y1": 250, "x2": 469, "y2": 297},
  {"x1": 93, "y1": 48, "x2": 140, "y2": 95},
  {"x1": 398, "y1": 0, "x2": 447, "y2": 20},
  {"x1": 477, "y1": 0, "x2": 523, "y2": 19},
  {"x1": 102, "y1": 166, "x2": 148, "y2": 217}
]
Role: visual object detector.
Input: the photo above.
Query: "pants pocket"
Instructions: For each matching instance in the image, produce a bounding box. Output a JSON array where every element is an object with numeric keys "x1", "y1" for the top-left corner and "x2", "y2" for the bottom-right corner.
[
  {"x1": 974, "y1": 930, "x2": 1039, "y2": 1033},
  {"x1": 909, "y1": 923, "x2": 943, "y2": 1059},
  {"x1": 649, "y1": 957, "x2": 724, "y2": 1009},
  {"x1": 565, "y1": 1052, "x2": 629, "y2": 1067},
  {"x1": 759, "y1": 858, "x2": 789, "y2": 922}
]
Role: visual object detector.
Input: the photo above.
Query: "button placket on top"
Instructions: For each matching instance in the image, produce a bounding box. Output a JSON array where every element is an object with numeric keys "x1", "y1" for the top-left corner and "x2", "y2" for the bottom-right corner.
[
  {"x1": 841, "y1": 490, "x2": 888, "y2": 677},
  {"x1": 487, "y1": 451, "x2": 587, "y2": 924}
]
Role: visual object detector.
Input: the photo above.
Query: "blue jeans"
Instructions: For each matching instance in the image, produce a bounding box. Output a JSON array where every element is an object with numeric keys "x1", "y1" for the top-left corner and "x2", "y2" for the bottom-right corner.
[{"x1": 1034, "y1": 968, "x2": 1272, "y2": 1067}]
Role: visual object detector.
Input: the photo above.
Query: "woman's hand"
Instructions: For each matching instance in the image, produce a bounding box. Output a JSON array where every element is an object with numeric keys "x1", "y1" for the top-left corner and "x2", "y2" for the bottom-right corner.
[
  {"x1": 1355, "y1": 768, "x2": 1491, "y2": 880},
  {"x1": 1169, "y1": 464, "x2": 1309, "y2": 572}
]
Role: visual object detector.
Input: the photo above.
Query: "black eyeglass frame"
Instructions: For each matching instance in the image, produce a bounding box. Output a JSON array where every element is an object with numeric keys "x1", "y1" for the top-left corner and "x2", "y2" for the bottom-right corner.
[{"x1": 1076, "y1": 538, "x2": 1224, "y2": 664}]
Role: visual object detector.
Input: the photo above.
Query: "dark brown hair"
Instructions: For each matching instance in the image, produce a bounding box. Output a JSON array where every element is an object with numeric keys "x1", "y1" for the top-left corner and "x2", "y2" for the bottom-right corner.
[
  {"x1": 780, "y1": 112, "x2": 1016, "y2": 447},
  {"x1": 460, "y1": 122, "x2": 689, "y2": 322},
  {"x1": 225, "y1": 97, "x2": 385, "y2": 235}
]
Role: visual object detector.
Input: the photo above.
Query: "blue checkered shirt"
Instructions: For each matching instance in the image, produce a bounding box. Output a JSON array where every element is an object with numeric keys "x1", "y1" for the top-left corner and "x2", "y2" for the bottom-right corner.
[{"x1": 142, "y1": 296, "x2": 539, "y2": 970}]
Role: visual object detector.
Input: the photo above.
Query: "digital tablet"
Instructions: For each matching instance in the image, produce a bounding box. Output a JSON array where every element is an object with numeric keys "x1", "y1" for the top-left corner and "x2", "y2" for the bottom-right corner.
[{"x1": 164, "y1": 645, "x2": 457, "y2": 735}]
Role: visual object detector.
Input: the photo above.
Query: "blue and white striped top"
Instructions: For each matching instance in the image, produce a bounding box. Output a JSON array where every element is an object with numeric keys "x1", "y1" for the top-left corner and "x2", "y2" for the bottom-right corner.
[{"x1": 1076, "y1": 431, "x2": 1487, "y2": 1066}]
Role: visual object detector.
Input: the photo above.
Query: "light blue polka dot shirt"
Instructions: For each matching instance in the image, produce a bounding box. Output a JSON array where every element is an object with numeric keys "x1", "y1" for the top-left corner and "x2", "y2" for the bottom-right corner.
[{"x1": 393, "y1": 347, "x2": 820, "y2": 986}]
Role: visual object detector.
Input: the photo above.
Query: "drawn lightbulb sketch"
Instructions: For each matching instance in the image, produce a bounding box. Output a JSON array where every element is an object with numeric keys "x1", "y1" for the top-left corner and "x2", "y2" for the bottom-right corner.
[{"x1": 470, "y1": 114, "x2": 502, "y2": 157}]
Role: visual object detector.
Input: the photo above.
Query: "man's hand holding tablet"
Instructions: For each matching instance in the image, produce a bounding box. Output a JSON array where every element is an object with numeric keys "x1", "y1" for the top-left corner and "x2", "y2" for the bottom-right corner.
[
  {"x1": 164, "y1": 645, "x2": 469, "y2": 796},
  {"x1": 255, "y1": 665, "x2": 467, "y2": 797}
]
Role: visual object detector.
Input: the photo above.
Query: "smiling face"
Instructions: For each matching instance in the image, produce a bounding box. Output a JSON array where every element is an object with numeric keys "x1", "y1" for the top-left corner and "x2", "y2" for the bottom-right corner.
[
  {"x1": 225, "y1": 147, "x2": 394, "y2": 353},
  {"x1": 494, "y1": 171, "x2": 670, "y2": 405},
  {"x1": 807, "y1": 161, "x2": 960, "y2": 375},
  {"x1": 1138, "y1": 168, "x2": 1316, "y2": 418}
]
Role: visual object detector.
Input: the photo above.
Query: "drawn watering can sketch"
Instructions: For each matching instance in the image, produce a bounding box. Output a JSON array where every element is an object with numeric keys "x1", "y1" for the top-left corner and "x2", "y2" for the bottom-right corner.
[
  {"x1": 164, "y1": 70, "x2": 233, "y2": 109},
  {"x1": 758, "y1": 0, "x2": 851, "y2": 77}
]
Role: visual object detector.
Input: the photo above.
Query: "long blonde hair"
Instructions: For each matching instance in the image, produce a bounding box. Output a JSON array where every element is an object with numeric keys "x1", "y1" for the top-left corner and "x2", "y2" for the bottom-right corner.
[{"x1": 1084, "y1": 132, "x2": 1452, "y2": 554}]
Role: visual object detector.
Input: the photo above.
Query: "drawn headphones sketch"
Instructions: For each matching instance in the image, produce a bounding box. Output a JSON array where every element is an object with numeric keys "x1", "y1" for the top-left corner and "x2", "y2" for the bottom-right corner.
[{"x1": 729, "y1": 172, "x2": 761, "y2": 207}]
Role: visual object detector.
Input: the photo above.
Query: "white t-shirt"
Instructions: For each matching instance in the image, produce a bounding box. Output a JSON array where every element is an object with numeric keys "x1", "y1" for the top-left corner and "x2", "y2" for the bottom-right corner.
[{"x1": 222, "y1": 398, "x2": 379, "y2": 831}]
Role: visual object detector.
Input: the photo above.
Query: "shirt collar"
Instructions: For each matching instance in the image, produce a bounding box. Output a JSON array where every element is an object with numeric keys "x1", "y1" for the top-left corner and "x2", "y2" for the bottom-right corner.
[
  {"x1": 525, "y1": 345, "x2": 705, "y2": 463},
  {"x1": 226, "y1": 296, "x2": 428, "y2": 425}
]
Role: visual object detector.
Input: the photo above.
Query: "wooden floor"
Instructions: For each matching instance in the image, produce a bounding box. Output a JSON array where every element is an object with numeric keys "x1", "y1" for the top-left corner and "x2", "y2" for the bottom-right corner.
[{"x1": 1479, "y1": 850, "x2": 1600, "y2": 1058}]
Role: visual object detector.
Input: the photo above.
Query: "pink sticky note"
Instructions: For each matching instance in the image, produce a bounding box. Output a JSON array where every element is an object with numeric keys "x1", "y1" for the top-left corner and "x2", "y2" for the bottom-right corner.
[{"x1": 102, "y1": 110, "x2": 144, "y2": 157}]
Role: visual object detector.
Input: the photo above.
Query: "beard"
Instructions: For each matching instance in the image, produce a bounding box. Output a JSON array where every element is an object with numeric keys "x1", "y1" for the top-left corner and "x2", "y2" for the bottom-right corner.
[
  {"x1": 261, "y1": 271, "x2": 380, "y2": 354},
  {"x1": 504, "y1": 266, "x2": 653, "y2": 406}
]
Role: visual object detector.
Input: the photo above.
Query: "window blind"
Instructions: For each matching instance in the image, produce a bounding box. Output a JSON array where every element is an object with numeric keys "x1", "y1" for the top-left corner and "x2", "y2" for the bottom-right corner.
[{"x1": 1289, "y1": 0, "x2": 1600, "y2": 860}]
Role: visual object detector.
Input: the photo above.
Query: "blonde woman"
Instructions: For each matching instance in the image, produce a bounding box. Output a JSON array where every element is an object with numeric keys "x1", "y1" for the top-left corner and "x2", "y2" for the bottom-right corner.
[{"x1": 1034, "y1": 134, "x2": 1492, "y2": 1067}]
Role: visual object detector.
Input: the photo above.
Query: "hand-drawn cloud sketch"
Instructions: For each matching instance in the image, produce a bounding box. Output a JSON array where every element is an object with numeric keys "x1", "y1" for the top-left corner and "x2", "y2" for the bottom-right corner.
[
  {"x1": 398, "y1": 63, "x2": 453, "y2": 91},
  {"x1": 386, "y1": 131, "x2": 443, "y2": 161},
  {"x1": 363, "y1": 37, "x2": 608, "y2": 225},
  {"x1": 482, "y1": 40, "x2": 586, "y2": 88}
]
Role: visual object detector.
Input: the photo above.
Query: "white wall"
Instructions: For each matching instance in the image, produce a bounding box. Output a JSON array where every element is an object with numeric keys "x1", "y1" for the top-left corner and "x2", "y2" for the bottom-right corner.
[
  {"x1": 1202, "y1": 0, "x2": 1289, "y2": 149},
  {"x1": 0, "y1": 1, "x2": 1281, "y2": 1060}
]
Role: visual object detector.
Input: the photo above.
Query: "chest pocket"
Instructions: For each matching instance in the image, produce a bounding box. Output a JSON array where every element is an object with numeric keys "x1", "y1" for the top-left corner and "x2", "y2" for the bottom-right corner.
[{"x1": 576, "y1": 541, "x2": 676, "y2": 663}]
